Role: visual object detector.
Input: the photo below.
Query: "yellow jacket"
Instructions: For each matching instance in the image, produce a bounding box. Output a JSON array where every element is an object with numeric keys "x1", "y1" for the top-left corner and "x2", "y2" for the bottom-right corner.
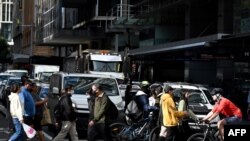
[{"x1": 160, "y1": 93, "x2": 186, "y2": 127}]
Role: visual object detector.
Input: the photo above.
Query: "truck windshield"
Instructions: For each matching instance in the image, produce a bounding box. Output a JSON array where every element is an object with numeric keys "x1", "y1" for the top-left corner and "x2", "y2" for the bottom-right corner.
[
  {"x1": 64, "y1": 76, "x2": 119, "y2": 96},
  {"x1": 92, "y1": 61, "x2": 122, "y2": 72},
  {"x1": 39, "y1": 72, "x2": 53, "y2": 82}
]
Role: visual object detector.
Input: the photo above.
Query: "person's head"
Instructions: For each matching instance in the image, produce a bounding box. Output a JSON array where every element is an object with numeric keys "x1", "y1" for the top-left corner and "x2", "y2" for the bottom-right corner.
[
  {"x1": 180, "y1": 89, "x2": 189, "y2": 102},
  {"x1": 86, "y1": 88, "x2": 95, "y2": 99},
  {"x1": 10, "y1": 83, "x2": 20, "y2": 93},
  {"x1": 24, "y1": 79, "x2": 32, "y2": 91},
  {"x1": 140, "y1": 81, "x2": 150, "y2": 95},
  {"x1": 21, "y1": 75, "x2": 29, "y2": 86},
  {"x1": 164, "y1": 85, "x2": 174, "y2": 95},
  {"x1": 65, "y1": 84, "x2": 74, "y2": 95},
  {"x1": 210, "y1": 88, "x2": 223, "y2": 101},
  {"x1": 30, "y1": 82, "x2": 38, "y2": 94},
  {"x1": 91, "y1": 83, "x2": 103, "y2": 97}
]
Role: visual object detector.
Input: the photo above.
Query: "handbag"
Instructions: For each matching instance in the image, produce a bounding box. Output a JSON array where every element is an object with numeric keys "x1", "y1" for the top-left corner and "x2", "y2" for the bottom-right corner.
[
  {"x1": 41, "y1": 106, "x2": 52, "y2": 125},
  {"x1": 22, "y1": 123, "x2": 36, "y2": 139}
]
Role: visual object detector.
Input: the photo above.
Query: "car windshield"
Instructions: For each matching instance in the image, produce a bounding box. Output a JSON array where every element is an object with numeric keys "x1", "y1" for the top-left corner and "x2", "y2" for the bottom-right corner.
[
  {"x1": 173, "y1": 89, "x2": 208, "y2": 104},
  {"x1": 0, "y1": 75, "x2": 12, "y2": 81},
  {"x1": 203, "y1": 89, "x2": 215, "y2": 105},
  {"x1": 9, "y1": 72, "x2": 28, "y2": 77},
  {"x1": 7, "y1": 79, "x2": 22, "y2": 86},
  {"x1": 92, "y1": 61, "x2": 122, "y2": 72},
  {"x1": 39, "y1": 87, "x2": 49, "y2": 98},
  {"x1": 64, "y1": 76, "x2": 119, "y2": 96},
  {"x1": 39, "y1": 72, "x2": 53, "y2": 82}
]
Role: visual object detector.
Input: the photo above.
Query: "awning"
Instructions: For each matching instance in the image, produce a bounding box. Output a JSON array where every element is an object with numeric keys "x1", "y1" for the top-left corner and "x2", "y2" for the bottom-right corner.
[{"x1": 128, "y1": 33, "x2": 229, "y2": 55}]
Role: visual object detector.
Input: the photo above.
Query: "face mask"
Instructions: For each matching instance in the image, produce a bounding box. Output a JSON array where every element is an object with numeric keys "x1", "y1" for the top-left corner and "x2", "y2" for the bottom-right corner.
[
  {"x1": 86, "y1": 94, "x2": 90, "y2": 99},
  {"x1": 68, "y1": 90, "x2": 74, "y2": 94}
]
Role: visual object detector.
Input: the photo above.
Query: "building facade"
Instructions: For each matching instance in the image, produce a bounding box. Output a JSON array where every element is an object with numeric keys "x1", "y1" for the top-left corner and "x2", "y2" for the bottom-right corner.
[
  {"x1": 11, "y1": 0, "x2": 250, "y2": 96},
  {"x1": 0, "y1": 0, "x2": 13, "y2": 45}
]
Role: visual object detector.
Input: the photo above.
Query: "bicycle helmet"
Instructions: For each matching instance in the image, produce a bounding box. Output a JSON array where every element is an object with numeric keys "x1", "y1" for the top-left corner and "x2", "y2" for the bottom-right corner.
[{"x1": 210, "y1": 88, "x2": 223, "y2": 101}]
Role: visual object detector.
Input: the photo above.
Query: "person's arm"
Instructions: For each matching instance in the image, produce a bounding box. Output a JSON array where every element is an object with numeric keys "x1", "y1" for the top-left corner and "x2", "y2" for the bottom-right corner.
[
  {"x1": 19, "y1": 92, "x2": 25, "y2": 115},
  {"x1": 168, "y1": 99, "x2": 187, "y2": 118},
  {"x1": 15, "y1": 96, "x2": 24, "y2": 122}
]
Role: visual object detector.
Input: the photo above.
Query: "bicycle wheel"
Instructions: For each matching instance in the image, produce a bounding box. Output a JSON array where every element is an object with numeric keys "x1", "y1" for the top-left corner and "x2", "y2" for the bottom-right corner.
[
  {"x1": 148, "y1": 126, "x2": 160, "y2": 141},
  {"x1": 187, "y1": 133, "x2": 213, "y2": 141},
  {"x1": 109, "y1": 122, "x2": 127, "y2": 139}
]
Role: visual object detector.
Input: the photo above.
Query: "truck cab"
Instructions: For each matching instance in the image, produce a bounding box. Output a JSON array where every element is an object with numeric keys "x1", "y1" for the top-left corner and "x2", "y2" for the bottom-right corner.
[{"x1": 47, "y1": 72, "x2": 124, "y2": 131}]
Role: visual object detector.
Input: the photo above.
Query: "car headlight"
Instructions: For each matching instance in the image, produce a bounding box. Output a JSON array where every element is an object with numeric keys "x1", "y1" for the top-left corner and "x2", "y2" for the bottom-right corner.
[{"x1": 72, "y1": 103, "x2": 76, "y2": 108}]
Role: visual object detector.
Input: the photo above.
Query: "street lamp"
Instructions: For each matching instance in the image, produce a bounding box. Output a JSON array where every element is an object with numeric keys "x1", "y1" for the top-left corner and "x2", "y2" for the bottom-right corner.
[{"x1": 18, "y1": 24, "x2": 33, "y2": 57}]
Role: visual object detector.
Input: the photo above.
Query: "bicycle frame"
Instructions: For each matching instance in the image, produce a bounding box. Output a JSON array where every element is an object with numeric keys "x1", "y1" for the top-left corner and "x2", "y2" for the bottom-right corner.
[{"x1": 188, "y1": 122, "x2": 220, "y2": 141}]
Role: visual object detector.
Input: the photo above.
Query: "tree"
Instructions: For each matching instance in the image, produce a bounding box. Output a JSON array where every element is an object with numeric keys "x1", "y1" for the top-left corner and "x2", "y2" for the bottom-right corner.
[{"x1": 0, "y1": 37, "x2": 11, "y2": 71}]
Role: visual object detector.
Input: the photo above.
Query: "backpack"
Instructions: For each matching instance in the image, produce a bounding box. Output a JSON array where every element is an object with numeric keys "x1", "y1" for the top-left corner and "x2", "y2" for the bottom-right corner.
[
  {"x1": 107, "y1": 97, "x2": 119, "y2": 121},
  {"x1": 125, "y1": 99, "x2": 143, "y2": 124}
]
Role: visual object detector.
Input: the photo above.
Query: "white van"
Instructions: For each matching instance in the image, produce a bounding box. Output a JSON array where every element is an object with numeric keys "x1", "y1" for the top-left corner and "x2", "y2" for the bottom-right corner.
[
  {"x1": 5, "y1": 69, "x2": 28, "y2": 77},
  {"x1": 163, "y1": 82, "x2": 220, "y2": 128},
  {"x1": 48, "y1": 72, "x2": 124, "y2": 131}
]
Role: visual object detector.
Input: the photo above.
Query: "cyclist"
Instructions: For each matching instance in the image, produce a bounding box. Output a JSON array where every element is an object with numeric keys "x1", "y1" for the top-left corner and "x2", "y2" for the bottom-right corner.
[{"x1": 202, "y1": 88, "x2": 242, "y2": 141}]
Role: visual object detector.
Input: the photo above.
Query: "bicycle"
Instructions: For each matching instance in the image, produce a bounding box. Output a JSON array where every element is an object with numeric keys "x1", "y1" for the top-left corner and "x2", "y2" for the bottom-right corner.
[
  {"x1": 110, "y1": 108, "x2": 158, "y2": 141},
  {"x1": 187, "y1": 120, "x2": 220, "y2": 141}
]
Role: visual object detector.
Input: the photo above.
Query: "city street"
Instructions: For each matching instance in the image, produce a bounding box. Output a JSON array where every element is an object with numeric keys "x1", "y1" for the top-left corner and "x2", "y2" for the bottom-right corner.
[{"x1": 0, "y1": 102, "x2": 102, "y2": 141}]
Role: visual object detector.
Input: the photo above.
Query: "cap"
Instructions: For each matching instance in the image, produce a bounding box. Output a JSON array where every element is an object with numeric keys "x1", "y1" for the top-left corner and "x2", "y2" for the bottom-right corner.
[
  {"x1": 210, "y1": 88, "x2": 223, "y2": 96},
  {"x1": 164, "y1": 85, "x2": 174, "y2": 93}
]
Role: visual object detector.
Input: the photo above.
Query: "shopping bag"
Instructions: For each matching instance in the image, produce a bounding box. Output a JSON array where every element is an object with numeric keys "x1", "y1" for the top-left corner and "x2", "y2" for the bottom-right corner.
[
  {"x1": 41, "y1": 106, "x2": 52, "y2": 125},
  {"x1": 22, "y1": 123, "x2": 36, "y2": 139}
]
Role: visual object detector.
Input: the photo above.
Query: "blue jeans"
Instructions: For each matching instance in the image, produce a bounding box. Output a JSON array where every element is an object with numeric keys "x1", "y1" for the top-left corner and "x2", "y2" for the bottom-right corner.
[{"x1": 9, "y1": 118, "x2": 24, "y2": 141}]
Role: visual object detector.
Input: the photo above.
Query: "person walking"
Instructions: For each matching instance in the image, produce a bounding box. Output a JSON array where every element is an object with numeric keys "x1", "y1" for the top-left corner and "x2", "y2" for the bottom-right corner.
[
  {"x1": 52, "y1": 85, "x2": 78, "y2": 141},
  {"x1": 30, "y1": 82, "x2": 48, "y2": 141},
  {"x1": 159, "y1": 85, "x2": 188, "y2": 141},
  {"x1": 177, "y1": 90, "x2": 193, "y2": 140},
  {"x1": 19, "y1": 79, "x2": 36, "y2": 127},
  {"x1": 202, "y1": 88, "x2": 242, "y2": 141},
  {"x1": 8, "y1": 83, "x2": 24, "y2": 141},
  {"x1": 87, "y1": 83, "x2": 111, "y2": 141}
]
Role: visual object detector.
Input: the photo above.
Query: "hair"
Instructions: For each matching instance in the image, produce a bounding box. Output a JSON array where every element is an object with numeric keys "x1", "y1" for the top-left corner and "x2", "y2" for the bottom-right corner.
[
  {"x1": 10, "y1": 83, "x2": 20, "y2": 93},
  {"x1": 93, "y1": 83, "x2": 103, "y2": 91},
  {"x1": 21, "y1": 75, "x2": 29, "y2": 86},
  {"x1": 179, "y1": 89, "x2": 189, "y2": 110},
  {"x1": 24, "y1": 79, "x2": 32, "y2": 85},
  {"x1": 65, "y1": 84, "x2": 73, "y2": 92}
]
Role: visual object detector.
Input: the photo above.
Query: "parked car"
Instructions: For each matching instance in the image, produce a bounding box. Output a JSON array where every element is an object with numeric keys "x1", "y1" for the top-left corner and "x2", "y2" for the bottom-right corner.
[
  {"x1": 47, "y1": 72, "x2": 124, "y2": 132},
  {"x1": 163, "y1": 82, "x2": 220, "y2": 128},
  {"x1": 0, "y1": 77, "x2": 22, "y2": 107},
  {"x1": 0, "y1": 73, "x2": 15, "y2": 85},
  {"x1": 0, "y1": 73, "x2": 15, "y2": 100}
]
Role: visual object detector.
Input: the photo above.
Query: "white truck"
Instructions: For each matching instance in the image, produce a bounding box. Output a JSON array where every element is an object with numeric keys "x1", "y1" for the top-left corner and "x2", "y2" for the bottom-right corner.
[
  {"x1": 64, "y1": 49, "x2": 125, "y2": 81},
  {"x1": 47, "y1": 72, "x2": 124, "y2": 131},
  {"x1": 30, "y1": 64, "x2": 60, "y2": 81}
]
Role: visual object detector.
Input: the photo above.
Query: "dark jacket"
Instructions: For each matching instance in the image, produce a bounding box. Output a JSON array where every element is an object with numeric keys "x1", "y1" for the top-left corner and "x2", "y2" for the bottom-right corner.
[
  {"x1": 58, "y1": 94, "x2": 76, "y2": 122},
  {"x1": 93, "y1": 93, "x2": 110, "y2": 124}
]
